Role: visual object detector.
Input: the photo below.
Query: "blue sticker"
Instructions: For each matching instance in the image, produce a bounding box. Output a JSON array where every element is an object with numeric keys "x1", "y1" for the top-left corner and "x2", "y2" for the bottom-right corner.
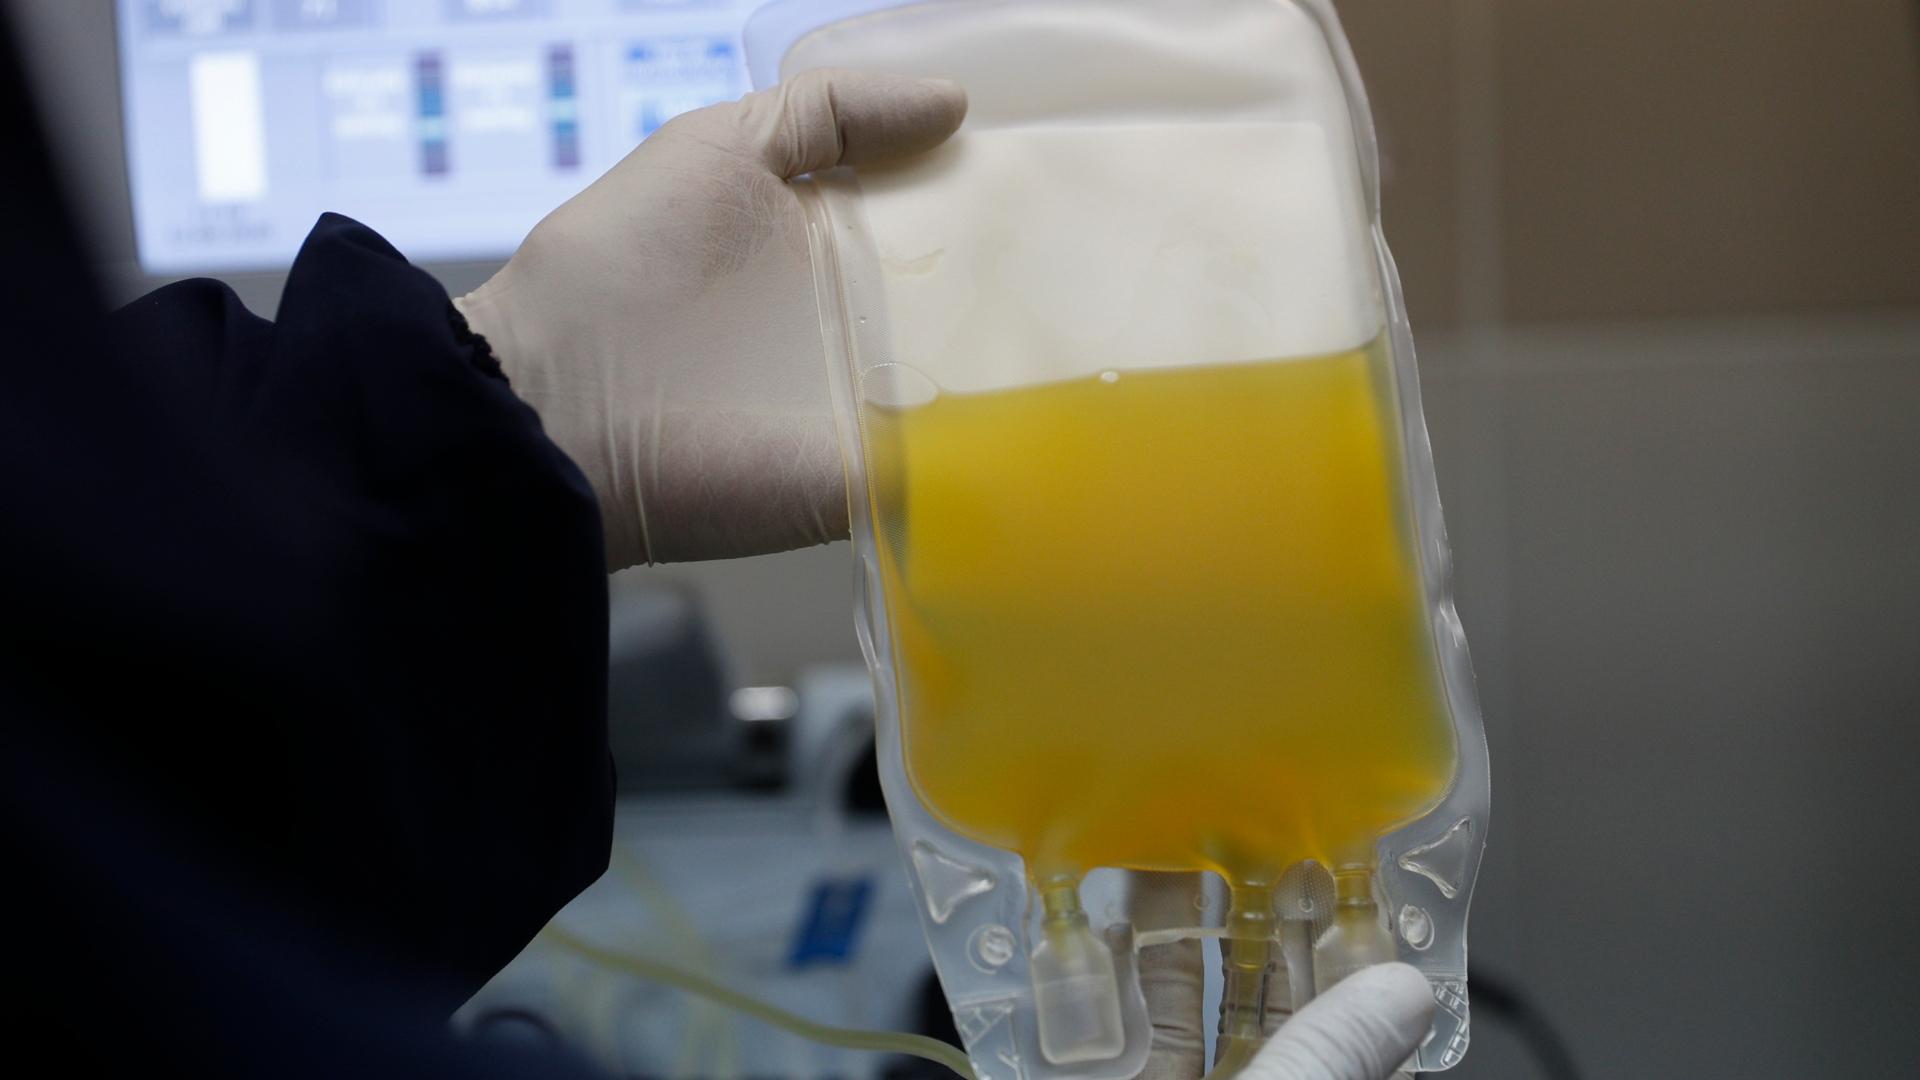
[{"x1": 787, "y1": 876, "x2": 874, "y2": 968}]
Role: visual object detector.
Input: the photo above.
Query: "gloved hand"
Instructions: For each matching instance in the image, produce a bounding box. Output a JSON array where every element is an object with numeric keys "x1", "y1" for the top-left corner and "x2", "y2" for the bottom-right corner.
[
  {"x1": 1137, "y1": 943, "x2": 1434, "y2": 1080},
  {"x1": 454, "y1": 70, "x2": 967, "y2": 570},
  {"x1": 1129, "y1": 877, "x2": 1435, "y2": 1080}
]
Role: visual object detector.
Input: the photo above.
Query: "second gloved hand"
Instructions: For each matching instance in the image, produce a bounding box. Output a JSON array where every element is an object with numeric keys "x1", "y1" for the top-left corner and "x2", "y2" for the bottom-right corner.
[
  {"x1": 455, "y1": 70, "x2": 967, "y2": 570},
  {"x1": 1128, "y1": 875, "x2": 1434, "y2": 1080},
  {"x1": 1137, "y1": 941, "x2": 1434, "y2": 1080}
]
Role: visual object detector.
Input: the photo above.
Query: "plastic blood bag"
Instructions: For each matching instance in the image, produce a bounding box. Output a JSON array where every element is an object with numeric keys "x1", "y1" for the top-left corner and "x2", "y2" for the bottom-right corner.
[{"x1": 747, "y1": 2, "x2": 1490, "y2": 1076}]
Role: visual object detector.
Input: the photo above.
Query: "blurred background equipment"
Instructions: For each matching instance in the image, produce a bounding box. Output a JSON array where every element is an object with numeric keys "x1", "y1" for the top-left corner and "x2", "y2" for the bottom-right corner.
[
  {"x1": 457, "y1": 581, "x2": 960, "y2": 1079},
  {"x1": 8, "y1": 0, "x2": 1919, "y2": 1076},
  {"x1": 110, "y1": 0, "x2": 762, "y2": 272}
]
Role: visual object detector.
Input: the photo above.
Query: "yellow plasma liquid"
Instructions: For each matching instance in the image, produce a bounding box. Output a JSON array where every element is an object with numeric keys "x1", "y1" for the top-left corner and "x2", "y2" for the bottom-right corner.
[{"x1": 864, "y1": 340, "x2": 1456, "y2": 884}]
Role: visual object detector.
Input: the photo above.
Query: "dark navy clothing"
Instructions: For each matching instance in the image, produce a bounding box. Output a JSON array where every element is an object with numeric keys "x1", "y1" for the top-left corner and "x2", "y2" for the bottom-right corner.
[{"x1": 2, "y1": 15, "x2": 613, "y2": 1076}]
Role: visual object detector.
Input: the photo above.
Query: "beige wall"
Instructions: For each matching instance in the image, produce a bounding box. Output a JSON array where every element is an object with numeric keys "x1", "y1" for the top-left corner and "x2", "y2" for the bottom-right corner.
[{"x1": 1341, "y1": 0, "x2": 1920, "y2": 326}]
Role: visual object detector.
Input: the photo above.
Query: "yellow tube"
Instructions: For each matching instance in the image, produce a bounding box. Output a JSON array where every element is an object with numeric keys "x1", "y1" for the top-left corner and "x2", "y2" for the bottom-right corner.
[
  {"x1": 1206, "y1": 884, "x2": 1279, "y2": 1080},
  {"x1": 540, "y1": 924, "x2": 977, "y2": 1080},
  {"x1": 604, "y1": 848, "x2": 738, "y2": 1079}
]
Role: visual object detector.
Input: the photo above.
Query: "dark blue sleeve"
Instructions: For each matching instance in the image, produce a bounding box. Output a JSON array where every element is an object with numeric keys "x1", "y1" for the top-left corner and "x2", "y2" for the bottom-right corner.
[
  {"x1": 0, "y1": 10, "x2": 613, "y2": 1065},
  {"x1": 4, "y1": 215, "x2": 614, "y2": 1014}
]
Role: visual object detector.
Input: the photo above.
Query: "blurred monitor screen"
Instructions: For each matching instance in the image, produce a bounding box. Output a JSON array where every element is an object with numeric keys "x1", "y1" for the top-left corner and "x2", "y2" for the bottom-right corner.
[{"x1": 116, "y1": 0, "x2": 758, "y2": 273}]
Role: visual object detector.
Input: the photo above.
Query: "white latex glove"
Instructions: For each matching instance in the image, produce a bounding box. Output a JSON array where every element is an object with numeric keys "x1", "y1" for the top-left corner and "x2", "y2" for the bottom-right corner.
[
  {"x1": 1128, "y1": 876, "x2": 1434, "y2": 1080},
  {"x1": 454, "y1": 70, "x2": 967, "y2": 570},
  {"x1": 1136, "y1": 942, "x2": 1434, "y2": 1080}
]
